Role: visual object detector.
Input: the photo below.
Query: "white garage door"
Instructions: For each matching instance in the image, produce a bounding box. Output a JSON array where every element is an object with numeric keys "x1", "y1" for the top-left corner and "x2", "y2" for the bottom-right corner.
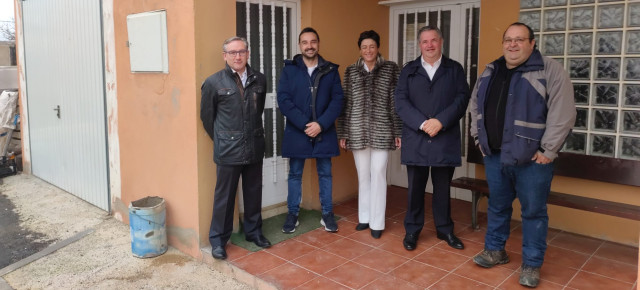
[{"x1": 23, "y1": 0, "x2": 109, "y2": 211}]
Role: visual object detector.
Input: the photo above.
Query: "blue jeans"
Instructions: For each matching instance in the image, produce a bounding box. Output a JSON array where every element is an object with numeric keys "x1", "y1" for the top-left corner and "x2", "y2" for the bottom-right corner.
[
  {"x1": 483, "y1": 153, "x2": 554, "y2": 267},
  {"x1": 287, "y1": 157, "x2": 333, "y2": 215}
]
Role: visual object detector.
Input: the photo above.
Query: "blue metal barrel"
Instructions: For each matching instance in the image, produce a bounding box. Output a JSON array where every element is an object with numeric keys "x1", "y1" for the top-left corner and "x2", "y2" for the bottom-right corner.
[{"x1": 129, "y1": 196, "x2": 168, "y2": 258}]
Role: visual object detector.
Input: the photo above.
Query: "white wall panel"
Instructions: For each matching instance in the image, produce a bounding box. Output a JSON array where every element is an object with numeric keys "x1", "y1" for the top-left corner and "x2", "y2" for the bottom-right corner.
[{"x1": 23, "y1": 0, "x2": 109, "y2": 211}]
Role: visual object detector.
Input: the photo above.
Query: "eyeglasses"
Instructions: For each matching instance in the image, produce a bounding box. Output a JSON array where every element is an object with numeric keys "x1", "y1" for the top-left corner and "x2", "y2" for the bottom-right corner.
[
  {"x1": 503, "y1": 38, "x2": 530, "y2": 45},
  {"x1": 224, "y1": 50, "x2": 248, "y2": 57}
]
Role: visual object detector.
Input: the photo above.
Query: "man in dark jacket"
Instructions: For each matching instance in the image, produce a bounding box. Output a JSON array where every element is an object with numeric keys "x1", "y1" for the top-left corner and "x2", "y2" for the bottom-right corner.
[
  {"x1": 470, "y1": 23, "x2": 575, "y2": 288},
  {"x1": 395, "y1": 26, "x2": 470, "y2": 252},
  {"x1": 277, "y1": 27, "x2": 343, "y2": 233},
  {"x1": 200, "y1": 36, "x2": 271, "y2": 260}
]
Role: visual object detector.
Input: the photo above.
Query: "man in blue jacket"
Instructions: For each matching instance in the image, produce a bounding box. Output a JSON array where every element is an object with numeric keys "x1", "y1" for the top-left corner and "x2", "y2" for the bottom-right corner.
[
  {"x1": 395, "y1": 26, "x2": 470, "y2": 252},
  {"x1": 470, "y1": 23, "x2": 575, "y2": 288},
  {"x1": 277, "y1": 27, "x2": 344, "y2": 233}
]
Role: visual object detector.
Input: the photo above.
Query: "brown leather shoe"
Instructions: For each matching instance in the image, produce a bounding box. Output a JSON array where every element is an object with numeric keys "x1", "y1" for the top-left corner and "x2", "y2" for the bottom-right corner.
[
  {"x1": 519, "y1": 264, "x2": 541, "y2": 287},
  {"x1": 473, "y1": 249, "x2": 510, "y2": 268}
]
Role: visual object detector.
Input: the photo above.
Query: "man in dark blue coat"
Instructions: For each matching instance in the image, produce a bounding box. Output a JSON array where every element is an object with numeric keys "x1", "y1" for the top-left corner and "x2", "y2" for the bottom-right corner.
[
  {"x1": 277, "y1": 27, "x2": 344, "y2": 233},
  {"x1": 395, "y1": 26, "x2": 470, "y2": 251}
]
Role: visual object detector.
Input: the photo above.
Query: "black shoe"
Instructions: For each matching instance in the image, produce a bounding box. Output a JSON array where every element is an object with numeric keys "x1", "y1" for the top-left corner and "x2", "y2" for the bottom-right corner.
[
  {"x1": 403, "y1": 233, "x2": 418, "y2": 251},
  {"x1": 437, "y1": 232, "x2": 464, "y2": 250},
  {"x1": 246, "y1": 235, "x2": 272, "y2": 248},
  {"x1": 355, "y1": 223, "x2": 369, "y2": 231},
  {"x1": 211, "y1": 246, "x2": 227, "y2": 260},
  {"x1": 371, "y1": 230, "x2": 382, "y2": 239}
]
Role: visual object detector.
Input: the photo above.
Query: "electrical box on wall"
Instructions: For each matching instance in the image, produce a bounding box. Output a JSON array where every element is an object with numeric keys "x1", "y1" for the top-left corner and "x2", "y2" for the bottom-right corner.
[{"x1": 126, "y1": 10, "x2": 169, "y2": 73}]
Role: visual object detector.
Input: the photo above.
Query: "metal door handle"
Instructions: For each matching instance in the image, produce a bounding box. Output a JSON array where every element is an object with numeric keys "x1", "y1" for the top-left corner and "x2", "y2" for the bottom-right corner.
[{"x1": 53, "y1": 105, "x2": 60, "y2": 119}]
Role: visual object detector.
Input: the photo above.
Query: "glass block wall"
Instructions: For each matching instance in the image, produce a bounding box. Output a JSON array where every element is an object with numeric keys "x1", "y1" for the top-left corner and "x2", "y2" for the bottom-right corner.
[{"x1": 520, "y1": 0, "x2": 640, "y2": 160}]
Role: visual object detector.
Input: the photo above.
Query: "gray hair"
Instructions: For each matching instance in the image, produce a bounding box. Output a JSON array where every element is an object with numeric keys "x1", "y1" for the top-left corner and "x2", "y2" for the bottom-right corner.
[
  {"x1": 222, "y1": 36, "x2": 249, "y2": 52},
  {"x1": 417, "y1": 26, "x2": 443, "y2": 40}
]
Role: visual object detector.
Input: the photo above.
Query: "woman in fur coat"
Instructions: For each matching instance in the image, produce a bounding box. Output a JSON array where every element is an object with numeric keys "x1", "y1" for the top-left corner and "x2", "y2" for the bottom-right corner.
[{"x1": 337, "y1": 30, "x2": 402, "y2": 239}]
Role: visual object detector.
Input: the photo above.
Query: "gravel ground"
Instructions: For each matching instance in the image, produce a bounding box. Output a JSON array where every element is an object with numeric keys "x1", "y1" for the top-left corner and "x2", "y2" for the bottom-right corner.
[
  {"x1": 0, "y1": 174, "x2": 252, "y2": 290},
  {"x1": 0, "y1": 190, "x2": 54, "y2": 269}
]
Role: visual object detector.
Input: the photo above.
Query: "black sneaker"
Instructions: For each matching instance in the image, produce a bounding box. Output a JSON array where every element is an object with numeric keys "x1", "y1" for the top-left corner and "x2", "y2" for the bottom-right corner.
[
  {"x1": 282, "y1": 213, "x2": 299, "y2": 234},
  {"x1": 320, "y1": 212, "x2": 338, "y2": 232},
  {"x1": 519, "y1": 264, "x2": 541, "y2": 288}
]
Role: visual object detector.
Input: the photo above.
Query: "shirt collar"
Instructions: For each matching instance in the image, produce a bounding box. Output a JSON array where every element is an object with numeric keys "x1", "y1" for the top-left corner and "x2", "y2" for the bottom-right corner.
[
  {"x1": 231, "y1": 67, "x2": 248, "y2": 86},
  {"x1": 231, "y1": 68, "x2": 247, "y2": 78},
  {"x1": 421, "y1": 55, "x2": 442, "y2": 68}
]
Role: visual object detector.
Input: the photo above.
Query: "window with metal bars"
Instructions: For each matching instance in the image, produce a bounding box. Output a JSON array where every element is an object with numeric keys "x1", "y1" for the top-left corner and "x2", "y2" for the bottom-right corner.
[{"x1": 236, "y1": 0, "x2": 297, "y2": 158}]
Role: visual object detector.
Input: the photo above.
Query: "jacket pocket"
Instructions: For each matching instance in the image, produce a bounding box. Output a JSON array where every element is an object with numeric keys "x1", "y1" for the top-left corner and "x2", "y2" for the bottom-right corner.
[
  {"x1": 514, "y1": 120, "x2": 545, "y2": 141},
  {"x1": 513, "y1": 121, "x2": 545, "y2": 163},
  {"x1": 217, "y1": 88, "x2": 237, "y2": 97},
  {"x1": 216, "y1": 131, "x2": 243, "y2": 159}
]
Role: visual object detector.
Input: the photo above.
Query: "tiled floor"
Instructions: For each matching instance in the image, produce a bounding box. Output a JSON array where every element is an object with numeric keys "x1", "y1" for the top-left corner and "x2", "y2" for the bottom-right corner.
[{"x1": 225, "y1": 186, "x2": 639, "y2": 289}]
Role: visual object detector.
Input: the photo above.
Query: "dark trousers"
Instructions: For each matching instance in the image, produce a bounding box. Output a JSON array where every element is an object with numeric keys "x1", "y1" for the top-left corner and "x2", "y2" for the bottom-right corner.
[
  {"x1": 404, "y1": 165, "x2": 455, "y2": 235},
  {"x1": 209, "y1": 162, "x2": 263, "y2": 248}
]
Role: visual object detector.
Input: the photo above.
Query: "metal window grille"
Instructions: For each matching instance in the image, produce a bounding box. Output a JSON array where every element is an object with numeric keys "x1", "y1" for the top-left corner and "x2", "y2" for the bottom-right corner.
[{"x1": 236, "y1": 0, "x2": 298, "y2": 182}]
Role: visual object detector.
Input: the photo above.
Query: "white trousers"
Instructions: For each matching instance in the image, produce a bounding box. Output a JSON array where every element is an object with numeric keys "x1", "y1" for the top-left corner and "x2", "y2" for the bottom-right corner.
[{"x1": 353, "y1": 148, "x2": 389, "y2": 231}]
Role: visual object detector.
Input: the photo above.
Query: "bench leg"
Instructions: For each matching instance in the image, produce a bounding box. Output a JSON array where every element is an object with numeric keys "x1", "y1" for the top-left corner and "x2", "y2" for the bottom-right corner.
[{"x1": 471, "y1": 191, "x2": 482, "y2": 230}]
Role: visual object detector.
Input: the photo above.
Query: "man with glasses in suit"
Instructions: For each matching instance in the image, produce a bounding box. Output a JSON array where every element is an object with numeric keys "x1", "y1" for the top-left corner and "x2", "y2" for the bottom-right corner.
[{"x1": 201, "y1": 36, "x2": 271, "y2": 260}]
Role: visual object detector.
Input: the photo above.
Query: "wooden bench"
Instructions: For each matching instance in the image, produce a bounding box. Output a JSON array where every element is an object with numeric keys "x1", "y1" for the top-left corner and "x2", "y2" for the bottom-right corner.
[{"x1": 450, "y1": 177, "x2": 640, "y2": 229}]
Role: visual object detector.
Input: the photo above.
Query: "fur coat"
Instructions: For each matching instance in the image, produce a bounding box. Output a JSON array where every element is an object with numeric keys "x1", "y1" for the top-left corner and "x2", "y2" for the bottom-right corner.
[{"x1": 337, "y1": 55, "x2": 402, "y2": 150}]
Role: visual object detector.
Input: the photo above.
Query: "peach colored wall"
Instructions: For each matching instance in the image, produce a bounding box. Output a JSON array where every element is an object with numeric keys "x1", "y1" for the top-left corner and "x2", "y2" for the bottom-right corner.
[
  {"x1": 298, "y1": 0, "x2": 389, "y2": 211},
  {"x1": 195, "y1": 0, "x2": 236, "y2": 248},
  {"x1": 477, "y1": 0, "x2": 519, "y2": 71},
  {"x1": 476, "y1": 0, "x2": 639, "y2": 247},
  {"x1": 113, "y1": 0, "x2": 201, "y2": 257},
  {"x1": 106, "y1": 0, "x2": 639, "y2": 260}
]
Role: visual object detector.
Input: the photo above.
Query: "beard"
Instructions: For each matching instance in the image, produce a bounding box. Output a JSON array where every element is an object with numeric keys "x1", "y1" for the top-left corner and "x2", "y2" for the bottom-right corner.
[{"x1": 302, "y1": 48, "x2": 317, "y2": 60}]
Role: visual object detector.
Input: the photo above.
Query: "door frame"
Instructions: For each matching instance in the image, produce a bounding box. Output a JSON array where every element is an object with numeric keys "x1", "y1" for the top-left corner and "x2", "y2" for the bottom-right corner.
[
  {"x1": 235, "y1": 0, "x2": 301, "y2": 212},
  {"x1": 15, "y1": 0, "x2": 120, "y2": 212}
]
